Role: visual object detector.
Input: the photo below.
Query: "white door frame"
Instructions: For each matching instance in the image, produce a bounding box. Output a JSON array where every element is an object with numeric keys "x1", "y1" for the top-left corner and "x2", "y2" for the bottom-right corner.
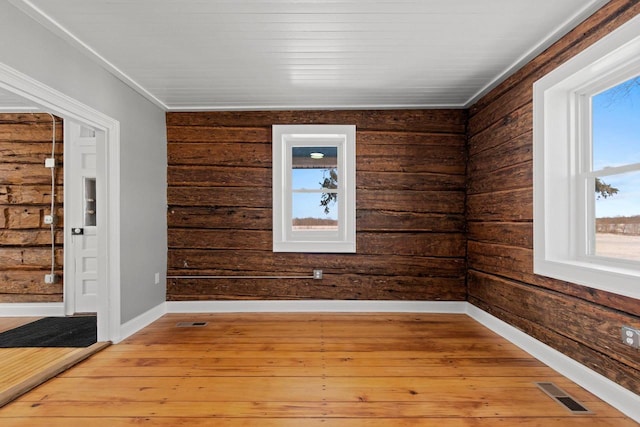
[{"x1": 0, "y1": 62, "x2": 120, "y2": 342}]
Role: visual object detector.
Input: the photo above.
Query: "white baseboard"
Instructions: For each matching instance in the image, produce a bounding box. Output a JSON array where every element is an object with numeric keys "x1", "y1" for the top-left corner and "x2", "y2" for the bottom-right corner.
[
  {"x1": 166, "y1": 300, "x2": 468, "y2": 314},
  {"x1": 116, "y1": 302, "x2": 166, "y2": 343},
  {"x1": 0, "y1": 303, "x2": 65, "y2": 317},
  {"x1": 466, "y1": 304, "x2": 640, "y2": 423}
]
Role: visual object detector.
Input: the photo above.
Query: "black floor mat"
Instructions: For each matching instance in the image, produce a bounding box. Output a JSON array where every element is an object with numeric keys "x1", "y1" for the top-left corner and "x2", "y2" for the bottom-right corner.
[{"x1": 0, "y1": 316, "x2": 97, "y2": 348}]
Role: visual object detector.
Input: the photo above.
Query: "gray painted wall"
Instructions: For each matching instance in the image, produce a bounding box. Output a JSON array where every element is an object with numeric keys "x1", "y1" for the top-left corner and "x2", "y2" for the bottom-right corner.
[{"x1": 0, "y1": 2, "x2": 167, "y2": 323}]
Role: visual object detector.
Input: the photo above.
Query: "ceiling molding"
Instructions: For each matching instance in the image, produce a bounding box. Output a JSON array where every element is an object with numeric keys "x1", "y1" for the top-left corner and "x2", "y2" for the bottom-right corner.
[
  {"x1": 8, "y1": 0, "x2": 169, "y2": 111},
  {"x1": 463, "y1": 0, "x2": 610, "y2": 107},
  {"x1": 166, "y1": 103, "x2": 468, "y2": 112}
]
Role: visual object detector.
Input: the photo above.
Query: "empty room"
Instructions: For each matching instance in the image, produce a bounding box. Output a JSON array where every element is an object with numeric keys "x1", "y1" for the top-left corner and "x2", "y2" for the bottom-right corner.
[{"x1": 0, "y1": 0, "x2": 639, "y2": 425}]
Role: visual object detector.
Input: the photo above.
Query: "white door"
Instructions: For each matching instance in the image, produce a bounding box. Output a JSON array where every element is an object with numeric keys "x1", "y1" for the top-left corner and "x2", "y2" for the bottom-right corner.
[{"x1": 65, "y1": 121, "x2": 98, "y2": 314}]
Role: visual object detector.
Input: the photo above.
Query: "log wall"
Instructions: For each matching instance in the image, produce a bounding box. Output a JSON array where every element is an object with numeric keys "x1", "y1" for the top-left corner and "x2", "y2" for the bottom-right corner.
[
  {"x1": 167, "y1": 110, "x2": 467, "y2": 301},
  {"x1": 466, "y1": 0, "x2": 640, "y2": 395},
  {"x1": 0, "y1": 113, "x2": 63, "y2": 302}
]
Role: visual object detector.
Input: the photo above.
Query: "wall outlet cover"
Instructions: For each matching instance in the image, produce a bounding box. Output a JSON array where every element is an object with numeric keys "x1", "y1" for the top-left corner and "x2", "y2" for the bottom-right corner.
[{"x1": 621, "y1": 326, "x2": 640, "y2": 349}]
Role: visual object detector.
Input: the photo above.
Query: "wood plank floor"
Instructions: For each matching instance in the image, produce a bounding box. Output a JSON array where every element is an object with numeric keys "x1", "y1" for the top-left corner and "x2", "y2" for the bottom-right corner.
[
  {"x1": 0, "y1": 318, "x2": 42, "y2": 334},
  {"x1": 0, "y1": 317, "x2": 110, "y2": 408},
  {"x1": 0, "y1": 313, "x2": 636, "y2": 426}
]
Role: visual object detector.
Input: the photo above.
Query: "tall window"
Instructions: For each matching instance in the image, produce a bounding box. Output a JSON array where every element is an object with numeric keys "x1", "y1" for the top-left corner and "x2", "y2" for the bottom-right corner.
[
  {"x1": 533, "y1": 14, "x2": 640, "y2": 300},
  {"x1": 587, "y1": 76, "x2": 640, "y2": 263},
  {"x1": 272, "y1": 125, "x2": 356, "y2": 253}
]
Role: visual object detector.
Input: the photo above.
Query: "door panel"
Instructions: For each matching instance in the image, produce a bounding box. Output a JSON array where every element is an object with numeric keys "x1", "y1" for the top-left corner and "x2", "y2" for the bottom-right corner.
[{"x1": 66, "y1": 121, "x2": 98, "y2": 314}]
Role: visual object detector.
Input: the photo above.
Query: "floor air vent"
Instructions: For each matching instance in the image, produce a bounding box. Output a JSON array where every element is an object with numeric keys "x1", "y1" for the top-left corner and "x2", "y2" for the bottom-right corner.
[
  {"x1": 536, "y1": 382, "x2": 592, "y2": 414},
  {"x1": 176, "y1": 322, "x2": 208, "y2": 327}
]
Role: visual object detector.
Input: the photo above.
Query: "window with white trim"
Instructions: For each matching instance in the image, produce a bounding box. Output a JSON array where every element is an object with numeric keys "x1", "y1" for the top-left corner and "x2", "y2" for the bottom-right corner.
[
  {"x1": 533, "y1": 14, "x2": 640, "y2": 300},
  {"x1": 272, "y1": 124, "x2": 356, "y2": 253}
]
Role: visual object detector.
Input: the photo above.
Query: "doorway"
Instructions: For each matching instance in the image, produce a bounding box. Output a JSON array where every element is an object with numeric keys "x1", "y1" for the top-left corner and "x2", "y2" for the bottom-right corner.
[{"x1": 0, "y1": 62, "x2": 121, "y2": 342}]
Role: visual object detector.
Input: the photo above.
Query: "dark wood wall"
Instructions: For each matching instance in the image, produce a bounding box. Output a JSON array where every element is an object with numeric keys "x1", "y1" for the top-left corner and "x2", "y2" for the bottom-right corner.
[
  {"x1": 167, "y1": 110, "x2": 467, "y2": 301},
  {"x1": 466, "y1": 0, "x2": 640, "y2": 395},
  {"x1": 0, "y1": 113, "x2": 63, "y2": 302}
]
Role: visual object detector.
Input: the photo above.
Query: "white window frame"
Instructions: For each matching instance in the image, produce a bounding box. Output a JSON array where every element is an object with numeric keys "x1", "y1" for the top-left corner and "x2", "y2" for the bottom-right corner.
[
  {"x1": 533, "y1": 14, "x2": 640, "y2": 300},
  {"x1": 272, "y1": 124, "x2": 356, "y2": 253}
]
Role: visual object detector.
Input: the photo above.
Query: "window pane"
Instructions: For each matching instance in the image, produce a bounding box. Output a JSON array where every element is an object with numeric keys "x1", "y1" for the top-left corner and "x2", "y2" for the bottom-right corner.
[
  {"x1": 292, "y1": 192, "x2": 338, "y2": 230},
  {"x1": 84, "y1": 177, "x2": 97, "y2": 226},
  {"x1": 292, "y1": 146, "x2": 338, "y2": 192},
  {"x1": 292, "y1": 167, "x2": 338, "y2": 191},
  {"x1": 594, "y1": 172, "x2": 640, "y2": 261},
  {"x1": 592, "y1": 75, "x2": 640, "y2": 171}
]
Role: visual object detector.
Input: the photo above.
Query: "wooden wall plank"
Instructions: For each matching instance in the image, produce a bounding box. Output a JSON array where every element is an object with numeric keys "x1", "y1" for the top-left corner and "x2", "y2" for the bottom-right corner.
[
  {"x1": 0, "y1": 142, "x2": 63, "y2": 163},
  {"x1": 466, "y1": 222, "x2": 532, "y2": 249},
  {"x1": 357, "y1": 144, "x2": 465, "y2": 174},
  {"x1": 357, "y1": 211, "x2": 465, "y2": 233},
  {"x1": 466, "y1": 1, "x2": 640, "y2": 395},
  {"x1": 0, "y1": 164, "x2": 64, "y2": 185},
  {"x1": 166, "y1": 126, "x2": 271, "y2": 143},
  {"x1": 0, "y1": 123, "x2": 63, "y2": 142},
  {"x1": 168, "y1": 165, "x2": 270, "y2": 187},
  {"x1": 168, "y1": 143, "x2": 270, "y2": 166},
  {"x1": 467, "y1": 132, "x2": 531, "y2": 176},
  {"x1": 466, "y1": 189, "x2": 532, "y2": 222},
  {"x1": 167, "y1": 250, "x2": 465, "y2": 278},
  {"x1": 0, "y1": 271, "x2": 63, "y2": 294},
  {"x1": 167, "y1": 206, "x2": 464, "y2": 233},
  {"x1": 168, "y1": 276, "x2": 466, "y2": 301},
  {"x1": 0, "y1": 230, "x2": 63, "y2": 246},
  {"x1": 466, "y1": 161, "x2": 532, "y2": 195},
  {"x1": 358, "y1": 171, "x2": 465, "y2": 191},
  {"x1": 468, "y1": 104, "x2": 532, "y2": 157},
  {"x1": 0, "y1": 113, "x2": 63, "y2": 303},
  {"x1": 0, "y1": 185, "x2": 61, "y2": 205},
  {"x1": 0, "y1": 248, "x2": 63, "y2": 270},
  {"x1": 166, "y1": 110, "x2": 467, "y2": 134},
  {"x1": 0, "y1": 294, "x2": 62, "y2": 303},
  {"x1": 168, "y1": 187, "x2": 271, "y2": 208},
  {"x1": 358, "y1": 191, "x2": 465, "y2": 214},
  {"x1": 167, "y1": 110, "x2": 467, "y2": 301}
]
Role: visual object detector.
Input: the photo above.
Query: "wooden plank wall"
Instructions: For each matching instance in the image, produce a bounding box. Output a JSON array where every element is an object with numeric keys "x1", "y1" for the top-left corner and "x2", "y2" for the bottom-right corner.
[
  {"x1": 0, "y1": 113, "x2": 63, "y2": 302},
  {"x1": 167, "y1": 110, "x2": 467, "y2": 301},
  {"x1": 466, "y1": 0, "x2": 640, "y2": 395}
]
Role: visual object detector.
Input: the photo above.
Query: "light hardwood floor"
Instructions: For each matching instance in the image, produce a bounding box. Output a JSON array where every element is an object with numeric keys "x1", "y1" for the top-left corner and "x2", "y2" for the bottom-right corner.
[
  {"x1": 0, "y1": 313, "x2": 636, "y2": 426},
  {"x1": 0, "y1": 318, "x2": 42, "y2": 334},
  {"x1": 0, "y1": 317, "x2": 109, "y2": 408}
]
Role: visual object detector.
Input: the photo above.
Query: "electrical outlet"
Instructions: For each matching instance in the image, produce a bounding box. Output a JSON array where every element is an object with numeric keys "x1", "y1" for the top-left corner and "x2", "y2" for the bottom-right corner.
[
  {"x1": 621, "y1": 326, "x2": 640, "y2": 349},
  {"x1": 44, "y1": 274, "x2": 57, "y2": 284},
  {"x1": 44, "y1": 158, "x2": 56, "y2": 168},
  {"x1": 44, "y1": 214, "x2": 57, "y2": 225},
  {"x1": 313, "y1": 269, "x2": 323, "y2": 280}
]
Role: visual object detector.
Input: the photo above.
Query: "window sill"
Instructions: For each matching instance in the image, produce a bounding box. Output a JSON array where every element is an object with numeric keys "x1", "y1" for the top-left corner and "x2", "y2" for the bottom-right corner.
[
  {"x1": 534, "y1": 258, "x2": 640, "y2": 300},
  {"x1": 273, "y1": 241, "x2": 356, "y2": 253}
]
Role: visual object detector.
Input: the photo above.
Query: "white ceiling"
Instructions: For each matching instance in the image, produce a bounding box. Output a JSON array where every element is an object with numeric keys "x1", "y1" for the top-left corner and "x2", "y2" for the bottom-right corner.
[
  {"x1": 0, "y1": 86, "x2": 39, "y2": 111},
  {"x1": 10, "y1": 0, "x2": 608, "y2": 111}
]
